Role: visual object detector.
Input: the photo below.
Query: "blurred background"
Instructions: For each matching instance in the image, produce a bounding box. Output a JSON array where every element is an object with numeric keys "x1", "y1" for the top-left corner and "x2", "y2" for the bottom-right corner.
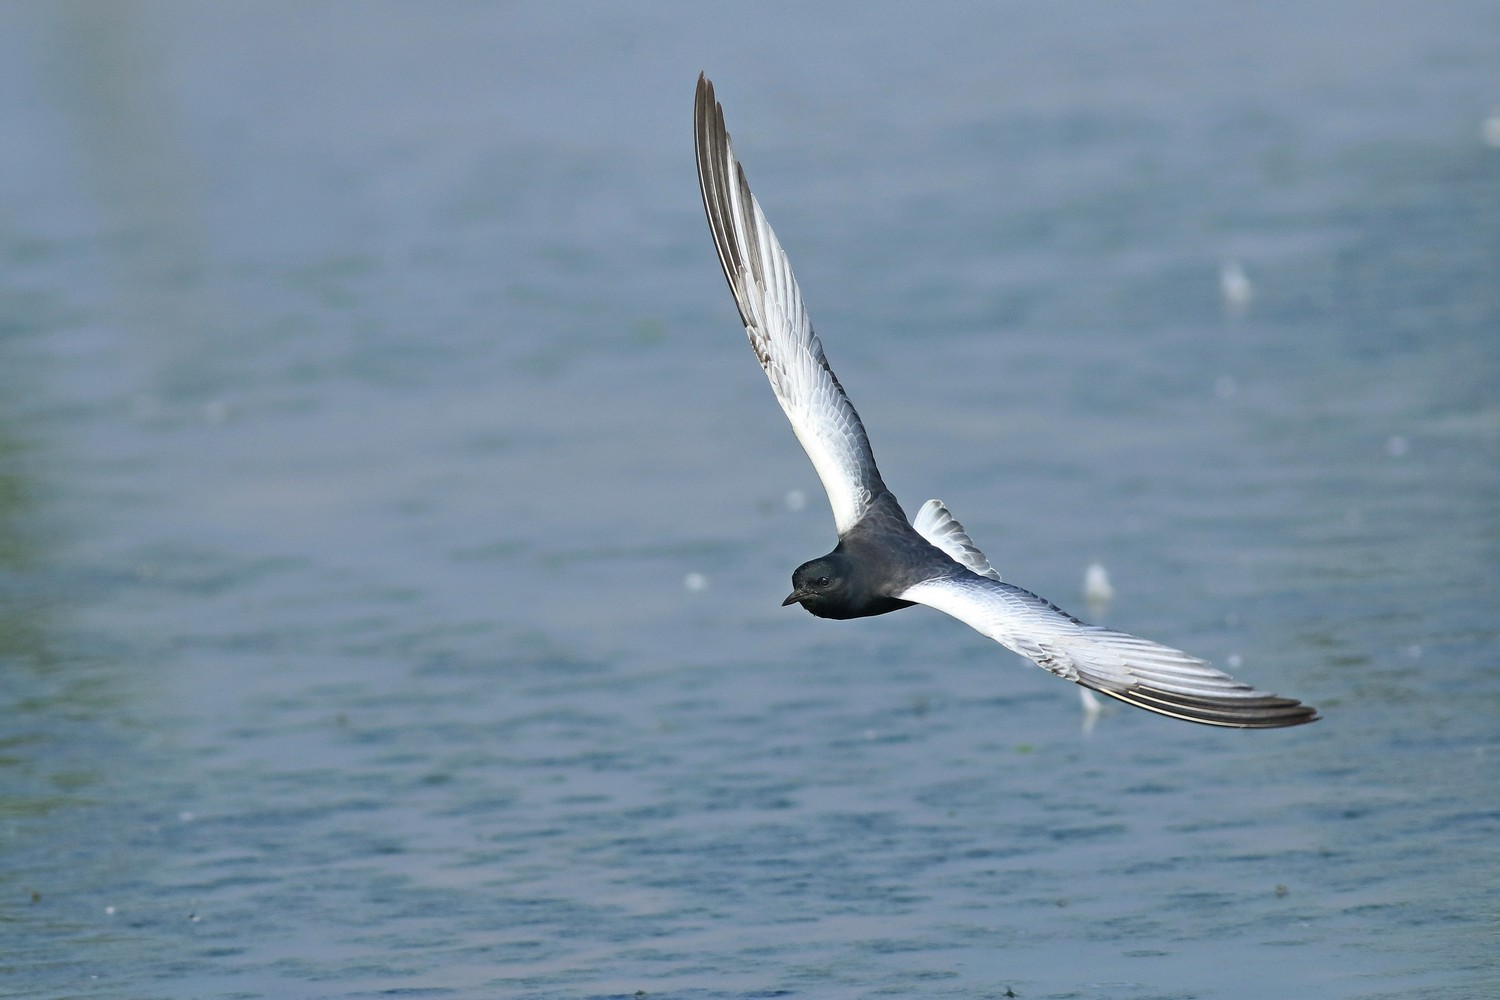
[{"x1": 1, "y1": 2, "x2": 1496, "y2": 997}]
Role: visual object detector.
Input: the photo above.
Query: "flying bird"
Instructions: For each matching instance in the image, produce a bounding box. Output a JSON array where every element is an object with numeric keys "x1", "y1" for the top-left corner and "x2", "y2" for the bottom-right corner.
[{"x1": 693, "y1": 74, "x2": 1318, "y2": 729}]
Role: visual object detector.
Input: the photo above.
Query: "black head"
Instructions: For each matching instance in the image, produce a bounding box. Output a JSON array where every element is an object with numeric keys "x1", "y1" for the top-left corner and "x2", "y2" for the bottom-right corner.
[
  {"x1": 786, "y1": 551, "x2": 912, "y2": 620},
  {"x1": 783, "y1": 555, "x2": 848, "y2": 614},
  {"x1": 783, "y1": 547, "x2": 918, "y2": 621}
]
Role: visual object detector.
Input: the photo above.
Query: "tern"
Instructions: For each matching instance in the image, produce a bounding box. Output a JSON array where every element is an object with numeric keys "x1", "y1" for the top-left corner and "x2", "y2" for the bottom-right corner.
[{"x1": 694, "y1": 74, "x2": 1317, "y2": 729}]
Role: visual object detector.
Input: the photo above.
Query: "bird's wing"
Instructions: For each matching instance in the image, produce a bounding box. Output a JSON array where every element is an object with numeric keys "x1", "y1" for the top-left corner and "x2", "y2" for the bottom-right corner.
[
  {"x1": 898, "y1": 575, "x2": 1319, "y2": 728},
  {"x1": 695, "y1": 74, "x2": 886, "y2": 536},
  {"x1": 912, "y1": 499, "x2": 1001, "y2": 581}
]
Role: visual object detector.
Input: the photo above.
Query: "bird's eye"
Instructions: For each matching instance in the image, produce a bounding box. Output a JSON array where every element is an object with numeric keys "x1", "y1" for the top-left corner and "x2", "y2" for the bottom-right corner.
[{"x1": 815, "y1": 576, "x2": 831, "y2": 588}]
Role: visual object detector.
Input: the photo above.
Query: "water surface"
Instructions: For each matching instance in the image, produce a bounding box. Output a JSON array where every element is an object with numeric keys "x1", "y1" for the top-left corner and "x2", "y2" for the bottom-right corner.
[{"x1": 2, "y1": 3, "x2": 1497, "y2": 998}]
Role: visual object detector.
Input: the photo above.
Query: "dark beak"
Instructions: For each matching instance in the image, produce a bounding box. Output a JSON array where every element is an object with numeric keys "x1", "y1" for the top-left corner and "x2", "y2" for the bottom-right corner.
[{"x1": 783, "y1": 589, "x2": 811, "y2": 607}]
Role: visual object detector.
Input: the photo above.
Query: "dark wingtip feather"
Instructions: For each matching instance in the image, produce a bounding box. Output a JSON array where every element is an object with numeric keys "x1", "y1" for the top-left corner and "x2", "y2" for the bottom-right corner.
[
  {"x1": 694, "y1": 73, "x2": 754, "y2": 330},
  {"x1": 1093, "y1": 685, "x2": 1321, "y2": 729}
]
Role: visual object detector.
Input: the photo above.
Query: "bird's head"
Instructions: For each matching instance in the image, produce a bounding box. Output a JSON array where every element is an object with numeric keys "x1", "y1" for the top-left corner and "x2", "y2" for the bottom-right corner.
[{"x1": 783, "y1": 554, "x2": 853, "y2": 618}]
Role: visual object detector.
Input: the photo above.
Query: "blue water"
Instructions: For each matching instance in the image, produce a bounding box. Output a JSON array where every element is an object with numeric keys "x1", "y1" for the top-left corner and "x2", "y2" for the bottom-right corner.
[{"x1": 2, "y1": 3, "x2": 1497, "y2": 998}]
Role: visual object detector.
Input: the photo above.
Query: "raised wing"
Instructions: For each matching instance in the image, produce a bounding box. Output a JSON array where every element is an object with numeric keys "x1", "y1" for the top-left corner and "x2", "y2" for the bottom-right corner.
[
  {"x1": 899, "y1": 575, "x2": 1319, "y2": 729},
  {"x1": 695, "y1": 74, "x2": 888, "y2": 536},
  {"x1": 913, "y1": 499, "x2": 1001, "y2": 581}
]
